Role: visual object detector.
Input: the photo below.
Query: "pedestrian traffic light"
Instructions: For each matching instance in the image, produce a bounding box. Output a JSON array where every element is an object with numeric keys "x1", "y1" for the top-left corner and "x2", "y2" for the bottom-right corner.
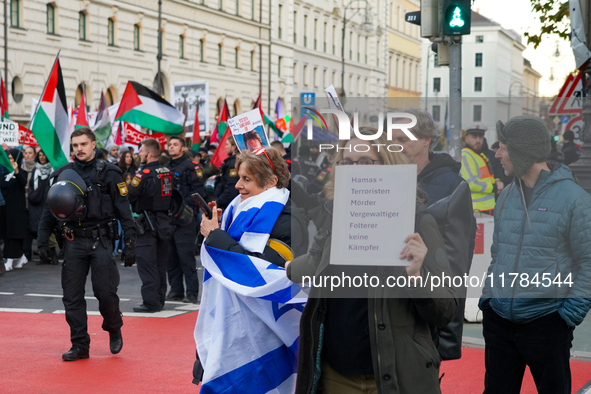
[{"x1": 441, "y1": 0, "x2": 471, "y2": 36}]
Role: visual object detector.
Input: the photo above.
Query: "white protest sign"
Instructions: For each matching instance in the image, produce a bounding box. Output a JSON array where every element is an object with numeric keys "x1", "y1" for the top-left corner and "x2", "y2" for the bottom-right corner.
[
  {"x1": 330, "y1": 164, "x2": 416, "y2": 266},
  {"x1": 0, "y1": 121, "x2": 19, "y2": 146},
  {"x1": 227, "y1": 109, "x2": 269, "y2": 152}
]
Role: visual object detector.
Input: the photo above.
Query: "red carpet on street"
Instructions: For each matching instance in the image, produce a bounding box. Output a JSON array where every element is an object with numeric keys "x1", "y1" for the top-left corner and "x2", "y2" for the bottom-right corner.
[{"x1": 2, "y1": 311, "x2": 591, "y2": 393}]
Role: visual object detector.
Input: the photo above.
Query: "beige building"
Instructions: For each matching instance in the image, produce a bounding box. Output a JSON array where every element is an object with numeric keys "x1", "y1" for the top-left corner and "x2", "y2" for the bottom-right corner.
[
  {"x1": 4, "y1": 0, "x2": 389, "y2": 130},
  {"x1": 6, "y1": 0, "x2": 272, "y2": 125},
  {"x1": 385, "y1": 0, "x2": 421, "y2": 106}
]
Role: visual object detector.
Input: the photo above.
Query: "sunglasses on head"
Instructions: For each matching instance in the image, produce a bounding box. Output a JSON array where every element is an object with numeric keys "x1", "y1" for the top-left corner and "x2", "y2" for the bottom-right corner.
[{"x1": 253, "y1": 148, "x2": 276, "y2": 175}]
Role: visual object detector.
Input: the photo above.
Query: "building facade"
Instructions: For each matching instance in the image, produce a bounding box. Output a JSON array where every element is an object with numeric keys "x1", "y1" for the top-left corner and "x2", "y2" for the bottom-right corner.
[
  {"x1": 4, "y1": 0, "x2": 388, "y2": 132},
  {"x1": 420, "y1": 11, "x2": 540, "y2": 143},
  {"x1": 386, "y1": 0, "x2": 421, "y2": 107}
]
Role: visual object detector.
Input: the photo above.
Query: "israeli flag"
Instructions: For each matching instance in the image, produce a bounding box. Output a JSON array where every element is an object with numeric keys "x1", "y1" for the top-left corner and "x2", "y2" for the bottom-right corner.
[{"x1": 195, "y1": 187, "x2": 306, "y2": 394}]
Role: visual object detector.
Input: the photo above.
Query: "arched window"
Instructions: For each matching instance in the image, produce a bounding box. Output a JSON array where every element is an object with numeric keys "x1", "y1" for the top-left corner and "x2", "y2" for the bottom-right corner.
[
  {"x1": 47, "y1": 4, "x2": 55, "y2": 34},
  {"x1": 107, "y1": 18, "x2": 115, "y2": 46},
  {"x1": 106, "y1": 86, "x2": 117, "y2": 106},
  {"x1": 79, "y1": 12, "x2": 87, "y2": 40}
]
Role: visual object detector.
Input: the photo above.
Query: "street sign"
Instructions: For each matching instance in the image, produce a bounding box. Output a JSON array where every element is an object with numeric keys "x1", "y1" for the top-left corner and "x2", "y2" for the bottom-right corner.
[
  {"x1": 565, "y1": 115, "x2": 583, "y2": 145},
  {"x1": 549, "y1": 72, "x2": 584, "y2": 116},
  {"x1": 553, "y1": 117, "x2": 561, "y2": 124},
  {"x1": 405, "y1": 11, "x2": 421, "y2": 25},
  {"x1": 300, "y1": 92, "x2": 315, "y2": 120},
  {"x1": 561, "y1": 116, "x2": 570, "y2": 124},
  {"x1": 441, "y1": 0, "x2": 471, "y2": 36}
]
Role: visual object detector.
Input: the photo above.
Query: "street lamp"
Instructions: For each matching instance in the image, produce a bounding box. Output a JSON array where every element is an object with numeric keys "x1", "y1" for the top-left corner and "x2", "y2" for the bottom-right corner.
[
  {"x1": 341, "y1": 0, "x2": 373, "y2": 97},
  {"x1": 507, "y1": 81, "x2": 523, "y2": 120}
]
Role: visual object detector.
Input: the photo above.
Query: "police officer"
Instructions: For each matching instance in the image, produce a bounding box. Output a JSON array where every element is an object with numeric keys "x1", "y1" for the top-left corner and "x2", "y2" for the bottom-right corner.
[
  {"x1": 165, "y1": 136, "x2": 204, "y2": 303},
  {"x1": 214, "y1": 136, "x2": 239, "y2": 210},
  {"x1": 128, "y1": 139, "x2": 174, "y2": 313},
  {"x1": 37, "y1": 127, "x2": 136, "y2": 361}
]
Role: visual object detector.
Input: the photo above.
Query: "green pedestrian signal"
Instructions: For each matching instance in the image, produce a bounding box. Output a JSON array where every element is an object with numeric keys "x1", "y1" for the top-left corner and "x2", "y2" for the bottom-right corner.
[
  {"x1": 442, "y1": 0, "x2": 471, "y2": 36},
  {"x1": 449, "y1": 7, "x2": 464, "y2": 28}
]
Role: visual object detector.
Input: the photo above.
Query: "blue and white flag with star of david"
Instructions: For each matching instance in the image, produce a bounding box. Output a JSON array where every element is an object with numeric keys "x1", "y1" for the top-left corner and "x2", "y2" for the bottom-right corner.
[{"x1": 195, "y1": 187, "x2": 306, "y2": 394}]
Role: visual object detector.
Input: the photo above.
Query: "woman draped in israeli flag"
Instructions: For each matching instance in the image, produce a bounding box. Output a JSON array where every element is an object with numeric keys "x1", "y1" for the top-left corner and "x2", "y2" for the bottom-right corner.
[{"x1": 194, "y1": 148, "x2": 308, "y2": 394}]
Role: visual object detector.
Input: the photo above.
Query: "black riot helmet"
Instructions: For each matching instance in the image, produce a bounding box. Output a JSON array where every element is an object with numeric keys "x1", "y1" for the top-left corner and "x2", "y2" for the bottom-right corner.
[
  {"x1": 47, "y1": 169, "x2": 88, "y2": 221},
  {"x1": 169, "y1": 189, "x2": 194, "y2": 227}
]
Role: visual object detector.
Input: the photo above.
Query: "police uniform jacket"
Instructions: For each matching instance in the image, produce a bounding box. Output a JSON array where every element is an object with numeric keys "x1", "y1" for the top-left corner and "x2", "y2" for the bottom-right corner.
[
  {"x1": 128, "y1": 160, "x2": 174, "y2": 240},
  {"x1": 167, "y1": 155, "x2": 205, "y2": 208},
  {"x1": 37, "y1": 157, "x2": 136, "y2": 248},
  {"x1": 214, "y1": 155, "x2": 239, "y2": 210}
]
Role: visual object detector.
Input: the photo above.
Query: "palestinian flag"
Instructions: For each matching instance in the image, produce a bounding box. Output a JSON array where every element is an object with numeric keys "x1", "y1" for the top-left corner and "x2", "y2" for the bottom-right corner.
[
  {"x1": 212, "y1": 99, "x2": 230, "y2": 142},
  {"x1": 31, "y1": 56, "x2": 70, "y2": 168},
  {"x1": 0, "y1": 76, "x2": 8, "y2": 119},
  {"x1": 191, "y1": 104, "x2": 201, "y2": 150},
  {"x1": 75, "y1": 85, "x2": 89, "y2": 129},
  {"x1": 92, "y1": 91, "x2": 111, "y2": 142},
  {"x1": 0, "y1": 148, "x2": 12, "y2": 172},
  {"x1": 211, "y1": 126, "x2": 231, "y2": 168},
  {"x1": 282, "y1": 117, "x2": 306, "y2": 143},
  {"x1": 115, "y1": 81, "x2": 185, "y2": 135},
  {"x1": 252, "y1": 92, "x2": 281, "y2": 137}
]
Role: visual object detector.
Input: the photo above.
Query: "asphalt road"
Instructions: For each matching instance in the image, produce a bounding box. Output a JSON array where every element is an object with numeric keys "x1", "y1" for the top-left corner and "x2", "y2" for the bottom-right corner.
[{"x1": 0, "y1": 249, "x2": 203, "y2": 318}]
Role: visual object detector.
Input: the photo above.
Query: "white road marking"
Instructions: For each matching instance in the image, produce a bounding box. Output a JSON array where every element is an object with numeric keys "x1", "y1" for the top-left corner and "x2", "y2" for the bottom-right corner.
[
  {"x1": 52, "y1": 310, "x2": 189, "y2": 318},
  {"x1": 174, "y1": 304, "x2": 200, "y2": 311},
  {"x1": 25, "y1": 293, "x2": 130, "y2": 301},
  {"x1": 0, "y1": 308, "x2": 43, "y2": 313},
  {"x1": 0, "y1": 292, "x2": 15, "y2": 295}
]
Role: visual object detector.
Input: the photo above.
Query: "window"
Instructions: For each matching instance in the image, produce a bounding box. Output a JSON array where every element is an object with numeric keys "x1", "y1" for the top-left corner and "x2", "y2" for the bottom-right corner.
[
  {"x1": 200, "y1": 39, "x2": 205, "y2": 62},
  {"x1": 388, "y1": 55, "x2": 392, "y2": 85},
  {"x1": 107, "y1": 18, "x2": 115, "y2": 46},
  {"x1": 47, "y1": 4, "x2": 55, "y2": 34},
  {"x1": 475, "y1": 53, "x2": 483, "y2": 67},
  {"x1": 323, "y1": 69, "x2": 327, "y2": 86},
  {"x1": 314, "y1": 67, "x2": 318, "y2": 87},
  {"x1": 278, "y1": 56, "x2": 282, "y2": 77},
  {"x1": 304, "y1": 15, "x2": 307, "y2": 47},
  {"x1": 180, "y1": 35, "x2": 186, "y2": 58},
  {"x1": 433, "y1": 77, "x2": 440, "y2": 93},
  {"x1": 133, "y1": 24, "x2": 141, "y2": 51},
  {"x1": 236, "y1": 0, "x2": 239, "y2": 15},
  {"x1": 79, "y1": 12, "x2": 86, "y2": 40},
  {"x1": 475, "y1": 35, "x2": 484, "y2": 43},
  {"x1": 377, "y1": 39, "x2": 380, "y2": 66},
  {"x1": 12, "y1": 76, "x2": 23, "y2": 103},
  {"x1": 349, "y1": 32, "x2": 352, "y2": 60},
  {"x1": 303, "y1": 65, "x2": 308, "y2": 85},
  {"x1": 294, "y1": 62, "x2": 298, "y2": 84},
  {"x1": 219, "y1": 0, "x2": 223, "y2": 10},
  {"x1": 332, "y1": 26, "x2": 335, "y2": 55},
  {"x1": 323, "y1": 22, "x2": 327, "y2": 52},
  {"x1": 250, "y1": 50, "x2": 255, "y2": 71},
  {"x1": 314, "y1": 19, "x2": 317, "y2": 50},
  {"x1": 159, "y1": 28, "x2": 166, "y2": 54},
  {"x1": 474, "y1": 77, "x2": 482, "y2": 92},
  {"x1": 252, "y1": 0, "x2": 255, "y2": 20},
  {"x1": 10, "y1": 0, "x2": 21, "y2": 28},
  {"x1": 434, "y1": 54, "x2": 440, "y2": 68},
  {"x1": 278, "y1": 4, "x2": 282, "y2": 39},
  {"x1": 365, "y1": 37, "x2": 368, "y2": 63},
  {"x1": 473, "y1": 105, "x2": 482, "y2": 122},
  {"x1": 395, "y1": 57, "x2": 399, "y2": 86},
  {"x1": 293, "y1": 12, "x2": 297, "y2": 43},
  {"x1": 396, "y1": 5, "x2": 401, "y2": 29},
  {"x1": 218, "y1": 43, "x2": 223, "y2": 65},
  {"x1": 357, "y1": 36, "x2": 360, "y2": 62},
  {"x1": 432, "y1": 105, "x2": 441, "y2": 122},
  {"x1": 235, "y1": 47, "x2": 240, "y2": 68}
]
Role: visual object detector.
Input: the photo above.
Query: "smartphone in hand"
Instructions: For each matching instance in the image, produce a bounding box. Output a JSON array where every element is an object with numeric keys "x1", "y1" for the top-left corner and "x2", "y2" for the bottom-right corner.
[{"x1": 191, "y1": 193, "x2": 213, "y2": 219}]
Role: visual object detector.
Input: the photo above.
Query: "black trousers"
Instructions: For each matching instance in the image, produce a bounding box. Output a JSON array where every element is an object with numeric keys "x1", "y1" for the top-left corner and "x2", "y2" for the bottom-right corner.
[
  {"x1": 167, "y1": 220, "x2": 199, "y2": 297},
  {"x1": 3, "y1": 238, "x2": 24, "y2": 259},
  {"x1": 137, "y1": 230, "x2": 169, "y2": 310},
  {"x1": 62, "y1": 236, "x2": 122, "y2": 349},
  {"x1": 483, "y1": 307, "x2": 573, "y2": 394}
]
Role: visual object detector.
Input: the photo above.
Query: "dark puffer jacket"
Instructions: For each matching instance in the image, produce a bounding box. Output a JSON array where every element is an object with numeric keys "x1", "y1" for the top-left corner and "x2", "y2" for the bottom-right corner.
[{"x1": 418, "y1": 152, "x2": 463, "y2": 206}]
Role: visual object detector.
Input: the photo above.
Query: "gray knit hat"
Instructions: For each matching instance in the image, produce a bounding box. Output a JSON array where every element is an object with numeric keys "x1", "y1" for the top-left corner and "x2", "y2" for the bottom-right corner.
[{"x1": 496, "y1": 116, "x2": 551, "y2": 178}]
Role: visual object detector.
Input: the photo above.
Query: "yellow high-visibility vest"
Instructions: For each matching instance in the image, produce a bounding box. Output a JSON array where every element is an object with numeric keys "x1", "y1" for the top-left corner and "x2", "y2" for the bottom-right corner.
[{"x1": 461, "y1": 147, "x2": 495, "y2": 212}]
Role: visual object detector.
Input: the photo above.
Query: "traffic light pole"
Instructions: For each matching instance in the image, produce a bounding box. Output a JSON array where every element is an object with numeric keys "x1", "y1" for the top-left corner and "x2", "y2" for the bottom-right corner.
[{"x1": 448, "y1": 37, "x2": 462, "y2": 161}]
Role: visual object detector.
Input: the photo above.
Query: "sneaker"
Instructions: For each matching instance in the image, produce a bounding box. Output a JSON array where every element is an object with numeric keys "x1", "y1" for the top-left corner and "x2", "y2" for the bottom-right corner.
[
  {"x1": 14, "y1": 255, "x2": 28, "y2": 269},
  {"x1": 4, "y1": 259, "x2": 13, "y2": 272}
]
